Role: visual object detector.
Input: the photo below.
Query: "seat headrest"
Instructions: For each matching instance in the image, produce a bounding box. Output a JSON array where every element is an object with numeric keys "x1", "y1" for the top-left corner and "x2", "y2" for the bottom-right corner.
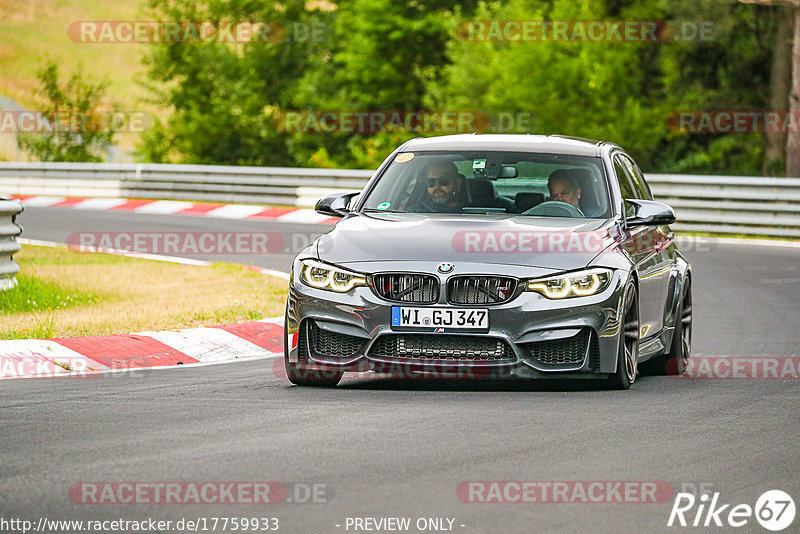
[{"x1": 467, "y1": 179, "x2": 496, "y2": 204}]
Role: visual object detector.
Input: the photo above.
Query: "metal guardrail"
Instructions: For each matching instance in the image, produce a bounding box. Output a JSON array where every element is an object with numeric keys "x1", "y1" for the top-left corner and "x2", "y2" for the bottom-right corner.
[
  {"x1": 0, "y1": 162, "x2": 373, "y2": 207},
  {"x1": 647, "y1": 174, "x2": 800, "y2": 238},
  {"x1": 0, "y1": 198, "x2": 23, "y2": 291},
  {"x1": 0, "y1": 162, "x2": 799, "y2": 238}
]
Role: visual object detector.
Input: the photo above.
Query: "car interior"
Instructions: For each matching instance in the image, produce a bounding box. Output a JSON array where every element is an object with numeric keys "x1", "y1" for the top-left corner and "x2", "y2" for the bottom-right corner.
[
  {"x1": 457, "y1": 159, "x2": 610, "y2": 217},
  {"x1": 363, "y1": 152, "x2": 611, "y2": 218}
]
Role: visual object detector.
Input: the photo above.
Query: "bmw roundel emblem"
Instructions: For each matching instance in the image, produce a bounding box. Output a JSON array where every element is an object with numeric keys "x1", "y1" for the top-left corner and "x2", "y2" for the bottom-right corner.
[{"x1": 438, "y1": 263, "x2": 455, "y2": 274}]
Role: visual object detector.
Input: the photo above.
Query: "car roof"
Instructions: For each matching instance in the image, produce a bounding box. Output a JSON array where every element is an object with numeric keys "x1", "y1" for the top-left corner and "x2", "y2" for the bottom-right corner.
[{"x1": 400, "y1": 134, "x2": 615, "y2": 157}]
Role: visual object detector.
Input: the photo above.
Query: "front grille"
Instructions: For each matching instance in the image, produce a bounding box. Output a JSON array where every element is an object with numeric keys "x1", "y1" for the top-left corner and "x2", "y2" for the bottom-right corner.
[
  {"x1": 368, "y1": 335, "x2": 515, "y2": 362},
  {"x1": 525, "y1": 328, "x2": 597, "y2": 366},
  {"x1": 447, "y1": 276, "x2": 517, "y2": 305},
  {"x1": 309, "y1": 321, "x2": 364, "y2": 358},
  {"x1": 372, "y1": 273, "x2": 439, "y2": 303}
]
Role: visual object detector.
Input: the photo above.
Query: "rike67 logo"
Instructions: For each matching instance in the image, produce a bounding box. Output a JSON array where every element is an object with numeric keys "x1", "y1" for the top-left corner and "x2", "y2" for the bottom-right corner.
[{"x1": 668, "y1": 490, "x2": 796, "y2": 531}]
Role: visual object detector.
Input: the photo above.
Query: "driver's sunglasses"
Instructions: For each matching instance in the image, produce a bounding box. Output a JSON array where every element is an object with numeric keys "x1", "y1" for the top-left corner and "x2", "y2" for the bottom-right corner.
[{"x1": 427, "y1": 176, "x2": 455, "y2": 188}]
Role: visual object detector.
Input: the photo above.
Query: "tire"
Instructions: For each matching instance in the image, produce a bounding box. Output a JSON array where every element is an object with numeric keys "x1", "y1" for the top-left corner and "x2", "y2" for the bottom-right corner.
[
  {"x1": 608, "y1": 282, "x2": 639, "y2": 390},
  {"x1": 643, "y1": 278, "x2": 692, "y2": 376}
]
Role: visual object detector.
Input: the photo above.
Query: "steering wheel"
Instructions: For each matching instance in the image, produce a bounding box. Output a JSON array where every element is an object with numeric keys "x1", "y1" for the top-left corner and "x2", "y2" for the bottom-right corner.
[{"x1": 523, "y1": 200, "x2": 584, "y2": 218}]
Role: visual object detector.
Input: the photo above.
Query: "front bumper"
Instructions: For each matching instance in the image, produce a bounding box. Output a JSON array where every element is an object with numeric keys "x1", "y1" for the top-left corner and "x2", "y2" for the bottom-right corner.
[{"x1": 285, "y1": 266, "x2": 628, "y2": 379}]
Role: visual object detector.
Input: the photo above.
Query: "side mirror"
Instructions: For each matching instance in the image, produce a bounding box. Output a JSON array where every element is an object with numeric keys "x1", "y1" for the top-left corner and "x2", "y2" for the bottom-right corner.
[
  {"x1": 625, "y1": 199, "x2": 676, "y2": 227},
  {"x1": 315, "y1": 192, "x2": 359, "y2": 217}
]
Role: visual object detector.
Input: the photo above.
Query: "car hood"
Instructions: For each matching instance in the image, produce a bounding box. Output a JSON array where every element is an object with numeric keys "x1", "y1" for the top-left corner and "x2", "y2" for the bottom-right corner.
[{"x1": 316, "y1": 212, "x2": 618, "y2": 271}]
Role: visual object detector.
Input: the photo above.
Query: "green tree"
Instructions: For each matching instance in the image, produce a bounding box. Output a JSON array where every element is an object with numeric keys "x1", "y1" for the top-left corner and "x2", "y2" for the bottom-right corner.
[
  {"x1": 141, "y1": 0, "x2": 479, "y2": 168},
  {"x1": 427, "y1": 0, "x2": 670, "y2": 167},
  {"x1": 140, "y1": 0, "x2": 334, "y2": 165},
  {"x1": 428, "y1": 0, "x2": 777, "y2": 174},
  {"x1": 287, "y1": 0, "x2": 480, "y2": 169},
  {"x1": 140, "y1": 0, "x2": 780, "y2": 175},
  {"x1": 18, "y1": 63, "x2": 116, "y2": 162},
  {"x1": 656, "y1": 0, "x2": 776, "y2": 175}
]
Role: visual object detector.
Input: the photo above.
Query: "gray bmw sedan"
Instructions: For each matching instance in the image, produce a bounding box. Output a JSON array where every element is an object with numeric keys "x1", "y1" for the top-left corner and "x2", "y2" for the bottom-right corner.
[{"x1": 284, "y1": 134, "x2": 692, "y2": 389}]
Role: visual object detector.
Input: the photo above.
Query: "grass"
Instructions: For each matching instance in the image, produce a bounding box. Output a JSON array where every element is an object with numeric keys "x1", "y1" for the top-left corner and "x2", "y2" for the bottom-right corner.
[
  {"x1": 0, "y1": 0, "x2": 161, "y2": 158},
  {"x1": 0, "y1": 0, "x2": 150, "y2": 111},
  {"x1": 0, "y1": 273, "x2": 98, "y2": 313},
  {"x1": 0, "y1": 245, "x2": 288, "y2": 340}
]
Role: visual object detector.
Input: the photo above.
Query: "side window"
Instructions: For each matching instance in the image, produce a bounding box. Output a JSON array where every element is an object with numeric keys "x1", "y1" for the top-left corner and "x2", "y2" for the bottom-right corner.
[
  {"x1": 632, "y1": 160, "x2": 654, "y2": 200},
  {"x1": 613, "y1": 155, "x2": 637, "y2": 217},
  {"x1": 620, "y1": 154, "x2": 652, "y2": 200}
]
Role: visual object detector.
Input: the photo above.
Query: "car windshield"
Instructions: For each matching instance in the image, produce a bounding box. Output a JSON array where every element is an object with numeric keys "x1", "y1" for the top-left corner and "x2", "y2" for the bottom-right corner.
[{"x1": 361, "y1": 151, "x2": 611, "y2": 218}]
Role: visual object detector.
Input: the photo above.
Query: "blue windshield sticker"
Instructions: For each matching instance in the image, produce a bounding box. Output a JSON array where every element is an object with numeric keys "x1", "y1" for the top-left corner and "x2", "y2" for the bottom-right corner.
[{"x1": 376, "y1": 202, "x2": 391, "y2": 210}]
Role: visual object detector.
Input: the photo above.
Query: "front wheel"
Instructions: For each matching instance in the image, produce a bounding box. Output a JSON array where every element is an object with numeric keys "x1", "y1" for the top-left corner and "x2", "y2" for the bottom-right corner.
[
  {"x1": 643, "y1": 278, "x2": 692, "y2": 376},
  {"x1": 608, "y1": 282, "x2": 639, "y2": 390}
]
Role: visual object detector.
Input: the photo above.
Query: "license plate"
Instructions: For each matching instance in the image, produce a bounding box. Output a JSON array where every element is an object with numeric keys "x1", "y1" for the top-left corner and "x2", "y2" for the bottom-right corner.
[{"x1": 391, "y1": 307, "x2": 489, "y2": 331}]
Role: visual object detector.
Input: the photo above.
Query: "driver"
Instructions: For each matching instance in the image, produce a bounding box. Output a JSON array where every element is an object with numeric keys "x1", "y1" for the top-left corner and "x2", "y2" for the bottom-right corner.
[
  {"x1": 419, "y1": 161, "x2": 466, "y2": 213},
  {"x1": 547, "y1": 173, "x2": 584, "y2": 215}
]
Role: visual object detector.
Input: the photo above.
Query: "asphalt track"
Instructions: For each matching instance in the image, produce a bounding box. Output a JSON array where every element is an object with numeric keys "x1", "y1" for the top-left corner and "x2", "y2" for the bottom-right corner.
[{"x1": 1, "y1": 206, "x2": 799, "y2": 534}]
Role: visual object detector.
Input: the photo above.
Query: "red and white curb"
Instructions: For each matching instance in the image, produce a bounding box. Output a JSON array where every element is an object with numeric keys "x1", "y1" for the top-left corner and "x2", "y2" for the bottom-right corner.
[
  {"x1": 2, "y1": 239, "x2": 290, "y2": 380},
  {"x1": 0, "y1": 317, "x2": 286, "y2": 380},
  {"x1": 10, "y1": 195, "x2": 338, "y2": 225}
]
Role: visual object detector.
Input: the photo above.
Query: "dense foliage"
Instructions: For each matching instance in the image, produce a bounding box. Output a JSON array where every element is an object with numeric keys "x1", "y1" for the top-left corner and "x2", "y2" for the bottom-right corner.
[
  {"x1": 139, "y1": 0, "x2": 787, "y2": 175},
  {"x1": 18, "y1": 63, "x2": 117, "y2": 162}
]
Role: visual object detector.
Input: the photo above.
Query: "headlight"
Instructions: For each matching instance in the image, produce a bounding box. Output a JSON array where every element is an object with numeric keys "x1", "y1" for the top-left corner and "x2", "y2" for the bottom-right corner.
[
  {"x1": 299, "y1": 260, "x2": 366, "y2": 293},
  {"x1": 526, "y1": 268, "x2": 612, "y2": 299}
]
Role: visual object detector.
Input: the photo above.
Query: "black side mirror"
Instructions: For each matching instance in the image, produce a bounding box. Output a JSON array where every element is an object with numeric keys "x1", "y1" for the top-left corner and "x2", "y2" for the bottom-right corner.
[
  {"x1": 315, "y1": 192, "x2": 359, "y2": 217},
  {"x1": 625, "y1": 199, "x2": 676, "y2": 226}
]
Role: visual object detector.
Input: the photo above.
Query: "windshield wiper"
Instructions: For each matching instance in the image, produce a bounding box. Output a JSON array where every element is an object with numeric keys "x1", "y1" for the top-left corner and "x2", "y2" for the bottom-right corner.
[
  {"x1": 461, "y1": 207, "x2": 508, "y2": 215},
  {"x1": 362, "y1": 208, "x2": 406, "y2": 213}
]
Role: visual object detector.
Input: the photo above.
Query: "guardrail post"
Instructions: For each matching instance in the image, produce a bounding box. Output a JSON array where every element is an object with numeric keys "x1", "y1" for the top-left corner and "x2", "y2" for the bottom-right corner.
[{"x1": 0, "y1": 198, "x2": 23, "y2": 291}]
